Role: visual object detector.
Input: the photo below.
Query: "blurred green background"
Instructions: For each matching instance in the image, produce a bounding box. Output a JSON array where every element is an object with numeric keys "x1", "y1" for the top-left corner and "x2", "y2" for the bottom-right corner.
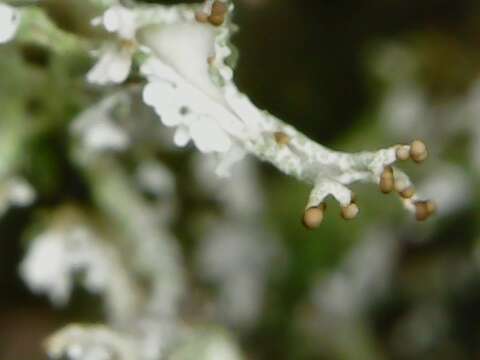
[{"x1": 1, "y1": 0, "x2": 480, "y2": 359}]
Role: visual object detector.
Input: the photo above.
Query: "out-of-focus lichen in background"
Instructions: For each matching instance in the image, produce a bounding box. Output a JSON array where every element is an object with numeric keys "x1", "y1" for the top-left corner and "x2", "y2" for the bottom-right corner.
[{"x1": 1, "y1": 0, "x2": 480, "y2": 359}]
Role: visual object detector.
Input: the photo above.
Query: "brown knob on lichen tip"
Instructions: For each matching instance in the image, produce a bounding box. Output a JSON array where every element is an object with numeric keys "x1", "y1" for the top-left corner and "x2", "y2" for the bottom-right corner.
[
  {"x1": 396, "y1": 145, "x2": 410, "y2": 161},
  {"x1": 379, "y1": 166, "x2": 395, "y2": 194},
  {"x1": 380, "y1": 177, "x2": 394, "y2": 194},
  {"x1": 208, "y1": 14, "x2": 225, "y2": 27},
  {"x1": 399, "y1": 186, "x2": 415, "y2": 199},
  {"x1": 274, "y1": 131, "x2": 290, "y2": 146},
  {"x1": 410, "y1": 140, "x2": 428, "y2": 163},
  {"x1": 341, "y1": 203, "x2": 359, "y2": 220},
  {"x1": 414, "y1": 200, "x2": 437, "y2": 221},
  {"x1": 211, "y1": 0, "x2": 228, "y2": 16},
  {"x1": 302, "y1": 205, "x2": 325, "y2": 230},
  {"x1": 195, "y1": 10, "x2": 209, "y2": 23}
]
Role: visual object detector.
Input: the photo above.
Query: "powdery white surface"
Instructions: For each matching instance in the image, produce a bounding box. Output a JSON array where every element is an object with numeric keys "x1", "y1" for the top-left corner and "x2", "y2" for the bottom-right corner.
[{"x1": 0, "y1": 3, "x2": 20, "y2": 43}]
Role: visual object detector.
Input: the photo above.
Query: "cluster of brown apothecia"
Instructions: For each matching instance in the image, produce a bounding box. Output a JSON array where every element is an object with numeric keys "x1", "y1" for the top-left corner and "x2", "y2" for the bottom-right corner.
[
  {"x1": 195, "y1": 1, "x2": 229, "y2": 27},
  {"x1": 302, "y1": 140, "x2": 436, "y2": 230},
  {"x1": 393, "y1": 140, "x2": 436, "y2": 222},
  {"x1": 302, "y1": 198, "x2": 360, "y2": 230}
]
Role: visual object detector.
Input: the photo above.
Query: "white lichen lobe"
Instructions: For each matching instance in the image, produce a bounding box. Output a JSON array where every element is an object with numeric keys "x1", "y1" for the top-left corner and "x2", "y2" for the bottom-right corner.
[
  {"x1": 80, "y1": 0, "x2": 436, "y2": 228},
  {"x1": 134, "y1": 0, "x2": 437, "y2": 228},
  {"x1": 0, "y1": 3, "x2": 20, "y2": 43}
]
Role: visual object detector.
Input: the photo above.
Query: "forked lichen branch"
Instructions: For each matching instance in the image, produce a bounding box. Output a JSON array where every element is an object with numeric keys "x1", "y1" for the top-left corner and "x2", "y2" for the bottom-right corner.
[
  {"x1": 6, "y1": 0, "x2": 436, "y2": 228},
  {"x1": 142, "y1": 0, "x2": 436, "y2": 228}
]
